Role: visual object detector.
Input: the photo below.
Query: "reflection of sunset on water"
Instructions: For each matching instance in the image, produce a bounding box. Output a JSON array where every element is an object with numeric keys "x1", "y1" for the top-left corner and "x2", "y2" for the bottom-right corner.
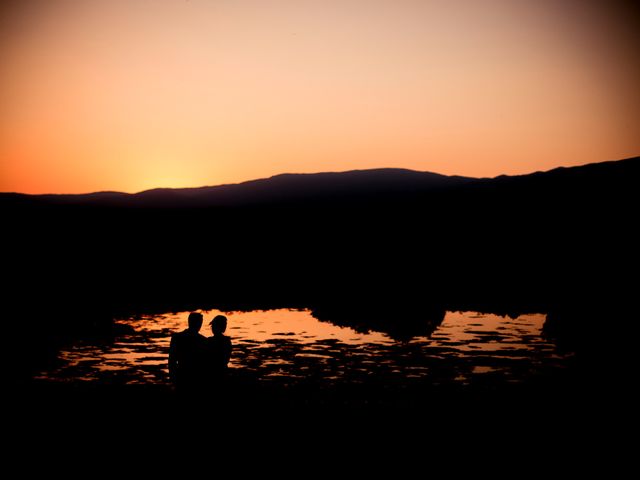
[{"x1": 35, "y1": 309, "x2": 572, "y2": 387}]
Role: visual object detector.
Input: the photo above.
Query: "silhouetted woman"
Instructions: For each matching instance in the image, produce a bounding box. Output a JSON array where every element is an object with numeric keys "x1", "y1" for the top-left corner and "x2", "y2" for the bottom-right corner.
[{"x1": 206, "y1": 315, "x2": 232, "y2": 384}]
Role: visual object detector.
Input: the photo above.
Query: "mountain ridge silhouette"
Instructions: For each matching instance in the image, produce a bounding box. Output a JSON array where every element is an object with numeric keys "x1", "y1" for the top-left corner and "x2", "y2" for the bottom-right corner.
[{"x1": 3, "y1": 156, "x2": 637, "y2": 208}]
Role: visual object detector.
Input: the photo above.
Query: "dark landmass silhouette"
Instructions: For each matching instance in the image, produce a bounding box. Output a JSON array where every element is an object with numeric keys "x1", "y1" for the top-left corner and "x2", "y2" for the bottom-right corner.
[
  {"x1": 2, "y1": 168, "x2": 474, "y2": 207},
  {"x1": 2, "y1": 156, "x2": 639, "y2": 384},
  {"x1": 3, "y1": 157, "x2": 637, "y2": 208}
]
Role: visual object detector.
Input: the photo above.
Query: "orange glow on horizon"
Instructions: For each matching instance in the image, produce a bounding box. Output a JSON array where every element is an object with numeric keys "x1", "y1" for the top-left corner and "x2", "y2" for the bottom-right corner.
[{"x1": 1, "y1": 0, "x2": 638, "y2": 194}]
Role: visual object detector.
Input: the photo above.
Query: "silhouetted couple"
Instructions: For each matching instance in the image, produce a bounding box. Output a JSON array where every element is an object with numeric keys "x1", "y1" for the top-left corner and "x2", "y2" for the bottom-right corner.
[{"x1": 168, "y1": 312, "x2": 232, "y2": 393}]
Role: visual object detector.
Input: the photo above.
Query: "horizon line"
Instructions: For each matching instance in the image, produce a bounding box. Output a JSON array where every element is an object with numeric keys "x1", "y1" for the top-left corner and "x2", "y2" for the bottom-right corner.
[{"x1": 2, "y1": 156, "x2": 638, "y2": 197}]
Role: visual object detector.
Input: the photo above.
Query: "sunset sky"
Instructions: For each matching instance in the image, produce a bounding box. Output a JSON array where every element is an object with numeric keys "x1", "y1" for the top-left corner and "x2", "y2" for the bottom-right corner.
[{"x1": 1, "y1": 0, "x2": 638, "y2": 194}]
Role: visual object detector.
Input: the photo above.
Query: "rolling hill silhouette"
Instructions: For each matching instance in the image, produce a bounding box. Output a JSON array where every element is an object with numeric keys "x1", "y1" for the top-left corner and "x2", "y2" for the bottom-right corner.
[
  {"x1": 4, "y1": 168, "x2": 474, "y2": 207},
  {"x1": 2, "y1": 157, "x2": 638, "y2": 207}
]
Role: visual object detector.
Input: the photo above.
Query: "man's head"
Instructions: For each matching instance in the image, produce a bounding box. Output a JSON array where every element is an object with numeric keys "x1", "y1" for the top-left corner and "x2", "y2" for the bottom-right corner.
[
  {"x1": 209, "y1": 315, "x2": 228, "y2": 335},
  {"x1": 187, "y1": 312, "x2": 204, "y2": 331}
]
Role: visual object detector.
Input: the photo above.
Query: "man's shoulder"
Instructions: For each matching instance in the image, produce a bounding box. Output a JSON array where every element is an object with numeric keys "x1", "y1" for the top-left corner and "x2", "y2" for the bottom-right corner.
[{"x1": 171, "y1": 329, "x2": 193, "y2": 341}]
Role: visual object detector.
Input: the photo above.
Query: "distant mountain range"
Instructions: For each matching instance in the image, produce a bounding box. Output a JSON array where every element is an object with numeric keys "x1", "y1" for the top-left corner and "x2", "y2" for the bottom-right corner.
[
  {"x1": 3, "y1": 156, "x2": 637, "y2": 208},
  {"x1": 2, "y1": 168, "x2": 472, "y2": 207}
]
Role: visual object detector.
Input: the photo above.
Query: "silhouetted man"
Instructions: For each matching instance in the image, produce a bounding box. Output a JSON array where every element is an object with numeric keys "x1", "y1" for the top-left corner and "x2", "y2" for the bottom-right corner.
[
  {"x1": 206, "y1": 315, "x2": 232, "y2": 381},
  {"x1": 168, "y1": 312, "x2": 207, "y2": 391}
]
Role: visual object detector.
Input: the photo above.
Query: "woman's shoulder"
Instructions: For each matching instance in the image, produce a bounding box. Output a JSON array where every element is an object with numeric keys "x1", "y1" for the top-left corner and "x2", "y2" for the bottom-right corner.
[{"x1": 207, "y1": 335, "x2": 231, "y2": 344}]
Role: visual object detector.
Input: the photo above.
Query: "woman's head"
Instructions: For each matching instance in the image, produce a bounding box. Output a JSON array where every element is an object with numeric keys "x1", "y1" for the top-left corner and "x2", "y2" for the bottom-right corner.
[{"x1": 209, "y1": 314, "x2": 228, "y2": 335}]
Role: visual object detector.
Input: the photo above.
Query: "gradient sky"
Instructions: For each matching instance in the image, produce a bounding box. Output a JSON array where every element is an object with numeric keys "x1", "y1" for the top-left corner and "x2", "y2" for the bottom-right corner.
[{"x1": 1, "y1": 0, "x2": 638, "y2": 193}]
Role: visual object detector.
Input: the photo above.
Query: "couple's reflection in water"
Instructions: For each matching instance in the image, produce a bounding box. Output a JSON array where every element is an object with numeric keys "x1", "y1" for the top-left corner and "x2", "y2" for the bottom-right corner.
[{"x1": 168, "y1": 312, "x2": 232, "y2": 393}]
